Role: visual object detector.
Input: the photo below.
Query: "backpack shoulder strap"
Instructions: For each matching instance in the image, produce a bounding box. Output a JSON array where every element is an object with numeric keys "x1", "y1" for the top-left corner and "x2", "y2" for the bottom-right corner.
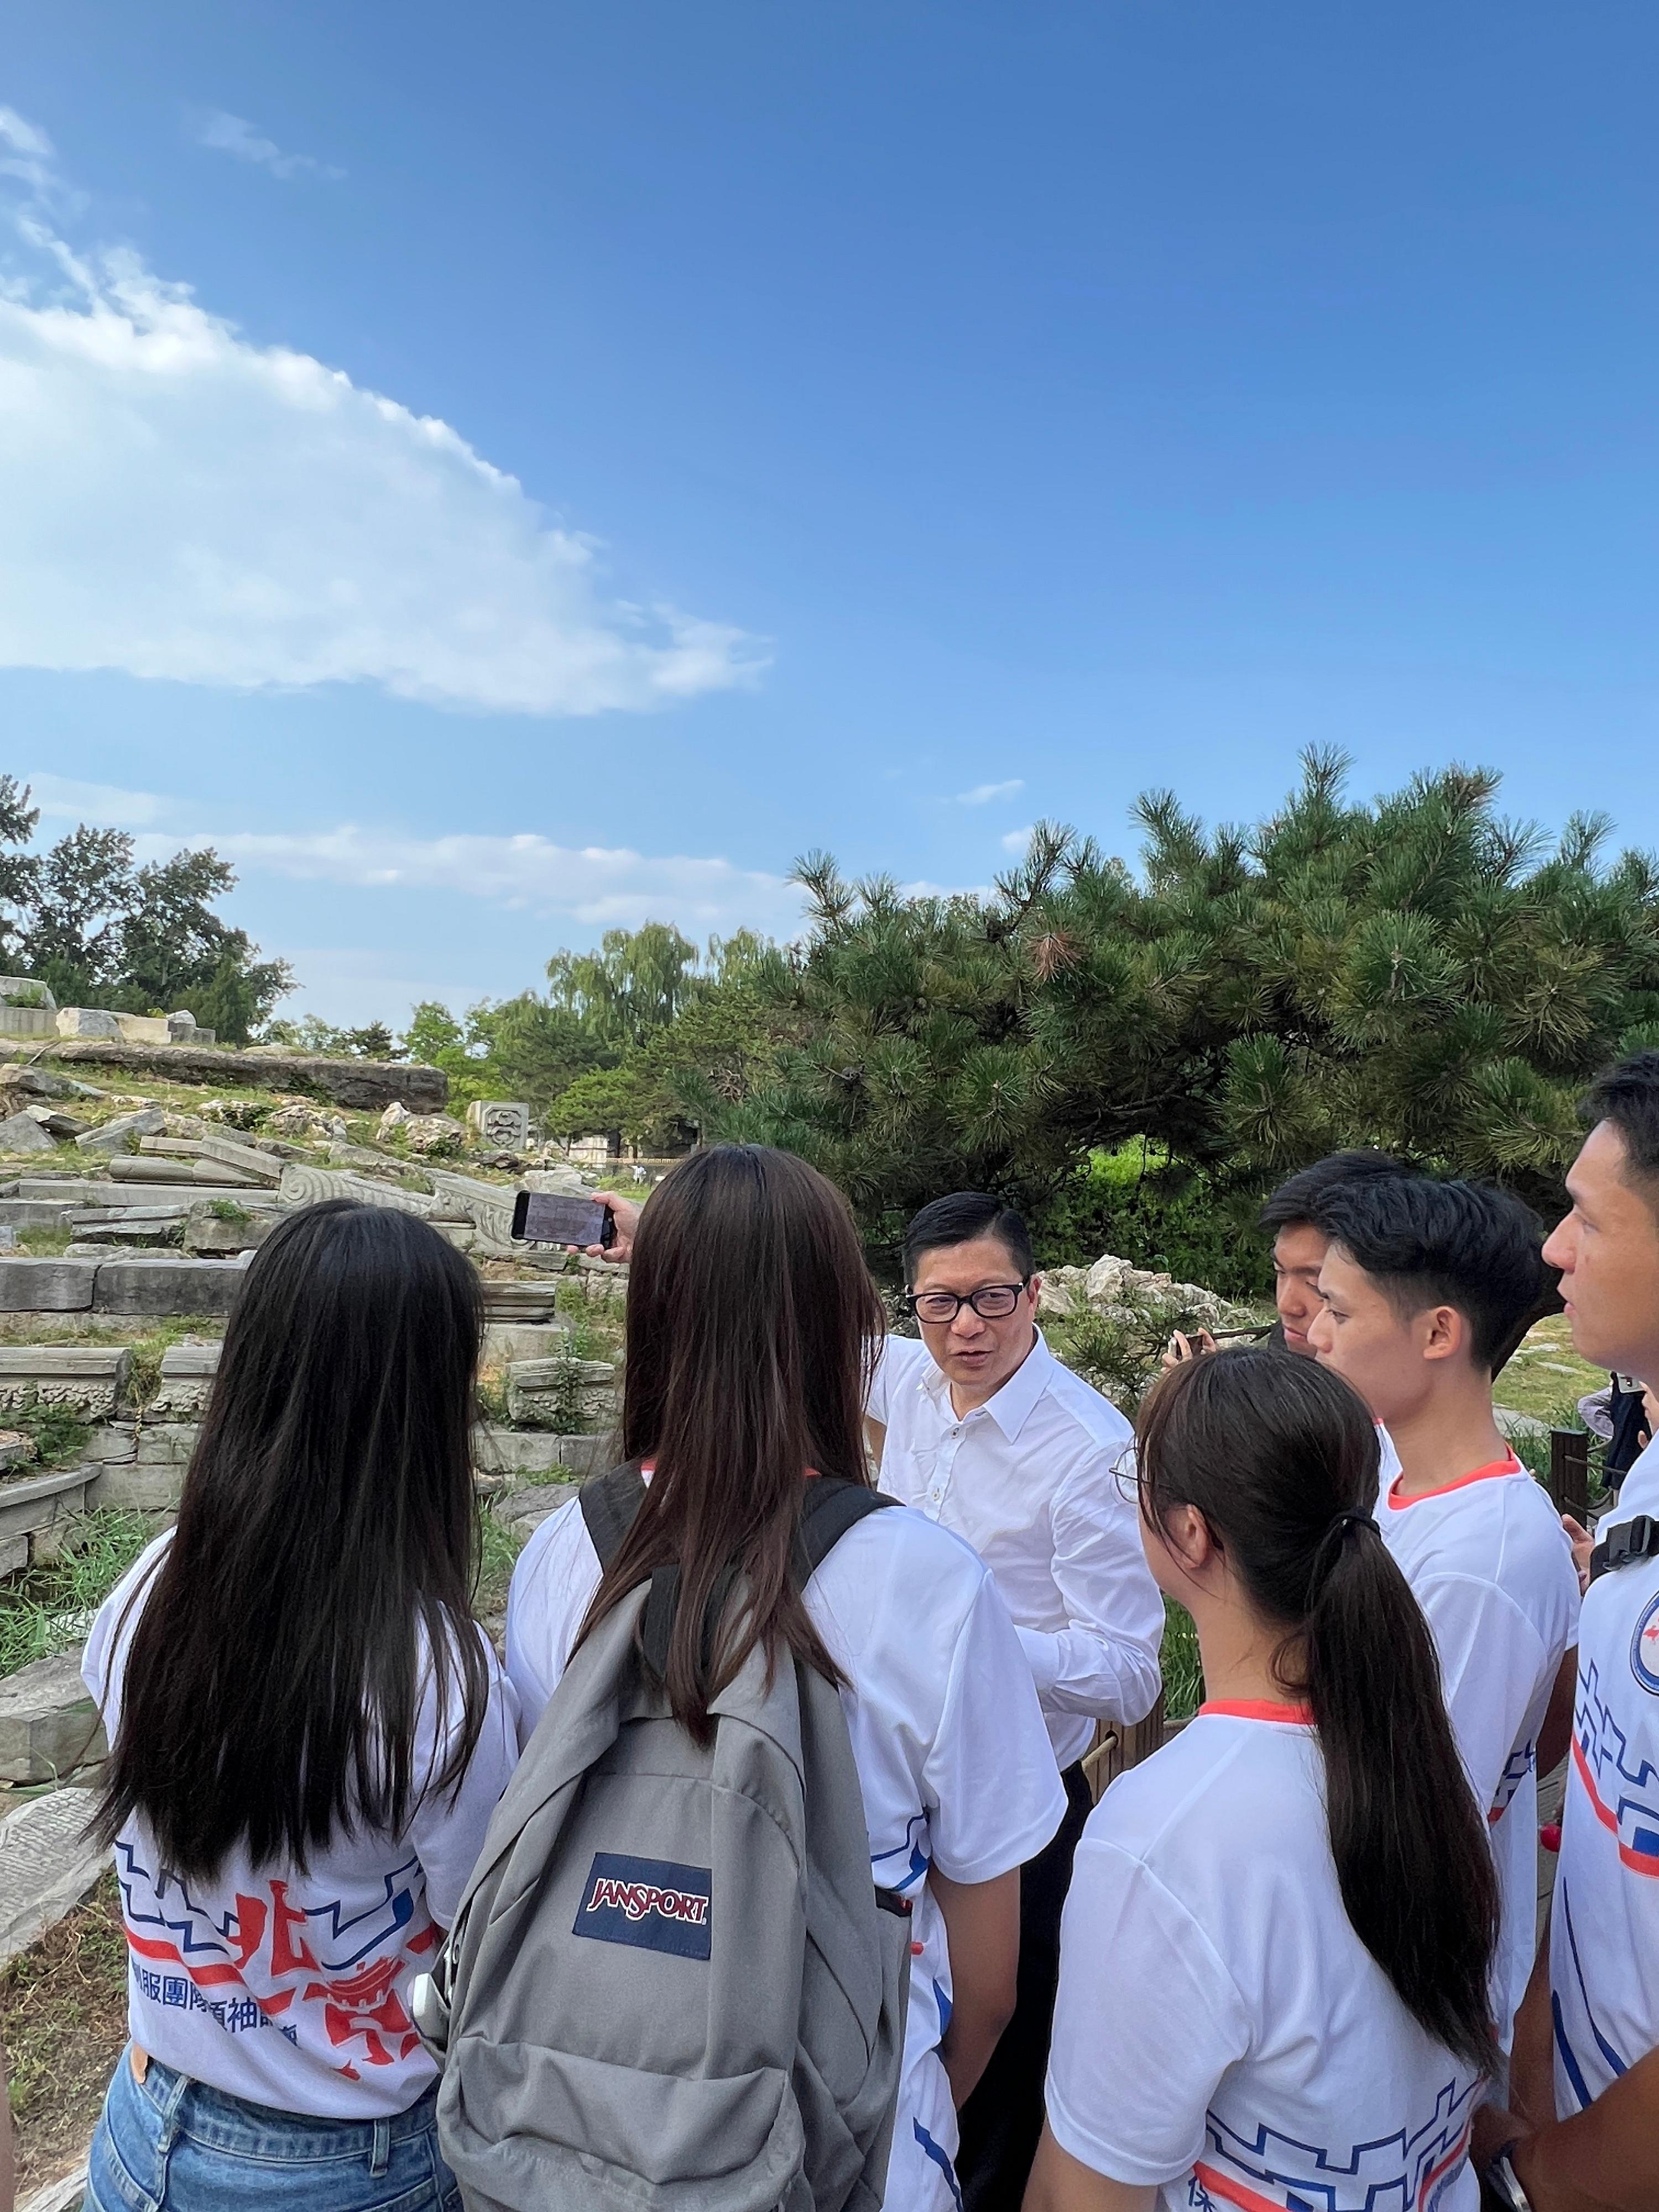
[
  {"x1": 795, "y1": 1477, "x2": 899, "y2": 1583},
  {"x1": 578, "y1": 1463, "x2": 649, "y2": 1571}
]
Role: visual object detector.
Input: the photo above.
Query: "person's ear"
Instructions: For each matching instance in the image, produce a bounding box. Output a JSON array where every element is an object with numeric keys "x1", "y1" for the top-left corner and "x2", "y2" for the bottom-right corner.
[
  {"x1": 1421, "y1": 1303, "x2": 1464, "y2": 1364},
  {"x1": 1025, "y1": 1274, "x2": 1042, "y2": 1309},
  {"x1": 1155, "y1": 1502, "x2": 1214, "y2": 1579}
]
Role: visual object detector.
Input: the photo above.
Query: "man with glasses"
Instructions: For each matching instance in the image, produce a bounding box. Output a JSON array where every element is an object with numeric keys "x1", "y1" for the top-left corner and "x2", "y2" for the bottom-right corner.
[{"x1": 866, "y1": 1191, "x2": 1164, "y2": 2212}]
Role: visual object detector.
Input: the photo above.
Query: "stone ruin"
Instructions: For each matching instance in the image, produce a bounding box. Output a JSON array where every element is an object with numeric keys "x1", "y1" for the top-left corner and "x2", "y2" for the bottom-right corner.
[{"x1": 0, "y1": 977, "x2": 214, "y2": 1046}]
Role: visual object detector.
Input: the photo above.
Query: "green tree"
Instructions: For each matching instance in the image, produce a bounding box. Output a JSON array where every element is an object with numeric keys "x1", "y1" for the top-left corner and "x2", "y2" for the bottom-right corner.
[
  {"x1": 735, "y1": 754, "x2": 1659, "y2": 1272},
  {"x1": 545, "y1": 922, "x2": 705, "y2": 1050},
  {"x1": 0, "y1": 776, "x2": 41, "y2": 968}
]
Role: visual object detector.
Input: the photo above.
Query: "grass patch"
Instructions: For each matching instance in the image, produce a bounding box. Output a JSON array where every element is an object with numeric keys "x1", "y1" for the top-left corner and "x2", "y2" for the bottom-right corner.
[
  {"x1": 2, "y1": 1869, "x2": 129, "y2": 2188},
  {"x1": 1160, "y1": 1598, "x2": 1203, "y2": 1723},
  {"x1": 9, "y1": 1404, "x2": 90, "y2": 1470},
  {"x1": 0, "y1": 1511, "x2": 153, "y2": 1677},
  {"x1": 475, "y1": 1510, "x2": 524, "y2": 1623},
  {"x1": 1496, "y1": 1316, "x2": 1605, "y2": 1425},
  {"x1": 14, "y1": 1227, "x2": 71, "y2": 1257},
  {"x1": 205, "y1": 1198, "x2": 252, "y2": 1223},
  {"x1": 120, "y1": 1317, "x2": 222, "y2": 1411}
]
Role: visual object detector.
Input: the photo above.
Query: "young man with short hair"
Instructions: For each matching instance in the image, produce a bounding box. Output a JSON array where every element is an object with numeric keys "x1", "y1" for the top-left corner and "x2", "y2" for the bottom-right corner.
[
  {"x1": 1307, "y1": 1173, "x2": 1579, "y2": 2059},
  {"x1": 1472, "y1": 1052, "x2": 1659, "y2": 2202},
  {"x1": 1257, "y1": 1148, "x2": 1406, "y2": 1354},
  {"x1": 867, "y1": 1191, "x2": 1164, "y2": 2212}
]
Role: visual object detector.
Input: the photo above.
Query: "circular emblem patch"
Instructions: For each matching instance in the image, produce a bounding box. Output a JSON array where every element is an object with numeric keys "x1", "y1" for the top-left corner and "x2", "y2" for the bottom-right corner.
[{"x1": 1632, "y1": 1590, "x2": 1659, "y2": 1696}]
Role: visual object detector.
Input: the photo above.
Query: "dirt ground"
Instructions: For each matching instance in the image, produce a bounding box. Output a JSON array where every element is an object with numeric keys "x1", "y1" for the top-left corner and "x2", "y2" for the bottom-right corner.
[{"x1": 2, "y1": 1872, "x2": 127, "y2": 2197}]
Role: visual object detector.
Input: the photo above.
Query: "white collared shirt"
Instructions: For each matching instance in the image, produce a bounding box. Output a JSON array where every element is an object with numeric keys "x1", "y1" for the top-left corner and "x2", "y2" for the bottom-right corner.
[{"x1": 868, "y1": 1331, "x2": 1165, "y2": 1767}]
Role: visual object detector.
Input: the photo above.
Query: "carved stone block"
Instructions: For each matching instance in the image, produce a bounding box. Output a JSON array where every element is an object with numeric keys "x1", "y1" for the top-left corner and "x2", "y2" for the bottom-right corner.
[{"x1": 466, "y1": 1100, "x2": 531, "y2": 1150}]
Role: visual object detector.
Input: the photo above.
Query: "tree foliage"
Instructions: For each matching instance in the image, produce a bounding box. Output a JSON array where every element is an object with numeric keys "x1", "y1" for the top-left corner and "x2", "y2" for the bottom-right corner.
[
  {"x1": 727, "y1": 754, "x2": 1659, "y2": 1269},
  {"x1": 0, "y1": 779, "x2": 293, "y2": 1043}
]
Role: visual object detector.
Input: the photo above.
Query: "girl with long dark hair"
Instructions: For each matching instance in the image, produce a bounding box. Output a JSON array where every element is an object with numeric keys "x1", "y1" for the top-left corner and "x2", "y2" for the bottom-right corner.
[
  {"x1": 83, "y1": 1201, "x2": 519, "y2": 2212},
  {"x1": 1027, "y1": 1348, "x2": 1501, "y2": 2212},
  {"x1": 506, "y1": 1145, "x2": 1066, "y2": 2212}
]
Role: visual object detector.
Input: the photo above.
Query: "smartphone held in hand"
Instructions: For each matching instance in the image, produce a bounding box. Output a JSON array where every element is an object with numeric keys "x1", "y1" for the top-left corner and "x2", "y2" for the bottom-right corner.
[{"x1": 510, "y1": 1191, "x2": 615, "y2": 1248}]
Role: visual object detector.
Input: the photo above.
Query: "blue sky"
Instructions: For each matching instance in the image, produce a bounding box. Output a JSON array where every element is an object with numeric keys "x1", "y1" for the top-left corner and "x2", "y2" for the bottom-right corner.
[{"x1": 4, "y1": 3, "x2": 1658, "y2": 1025}]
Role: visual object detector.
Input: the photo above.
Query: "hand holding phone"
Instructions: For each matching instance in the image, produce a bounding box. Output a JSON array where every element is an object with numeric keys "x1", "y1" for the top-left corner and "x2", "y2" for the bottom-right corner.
[{"x1": 510, "y1": 1192, "x2": 616, "y2": 1249}]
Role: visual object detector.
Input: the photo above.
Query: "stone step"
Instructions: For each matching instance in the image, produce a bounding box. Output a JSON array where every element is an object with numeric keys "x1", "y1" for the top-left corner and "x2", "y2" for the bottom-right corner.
[
  {"x1": 0, "y1": 1787, "x2": 110, "y2": 1969},
  {"x1": 0, "y1": 1651, "x2": 106, "y2": 1786},
  {"x1": 481, "y1": 1322, "x2": 567, "y2": 1368},
  {"x1": 0, "y1": 1466, "x2": 93, "y2": 1574},
  {"x1": 149, "y1": 1342, "x2": 220, "y2": 1417},
  {"x1": 18, "y1": 1179, "x2": 276, "y2": 1209},
  {"x1": 110, "y1": 1154, "x2": 248, "y2": 1187},
  {"x1": 139, "y1": 1135, "x2": 283, "y2": 1185},
  {"x1": 482, "y1": 1280, "x2": 565, "y2": 1323},
  {"x1": 473, "y1": 1428, "x2": 612, "y2": 1479},
  {"x1": 0, "y1": 1257, "x2": 97, "y2": 1311},
  {"x1": 0, "y1": 1346, "x2": 128, "y2": 1417}
]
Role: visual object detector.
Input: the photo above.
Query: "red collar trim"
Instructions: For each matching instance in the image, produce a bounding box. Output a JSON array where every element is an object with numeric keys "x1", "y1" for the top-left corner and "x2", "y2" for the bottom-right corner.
[
  {"x1": 1386, "y1": 1451, "x2": 1524, "y2": 1510},
  {"x1": 1198, "y1": 1699, "x2": 1315, "y2": 1725}
]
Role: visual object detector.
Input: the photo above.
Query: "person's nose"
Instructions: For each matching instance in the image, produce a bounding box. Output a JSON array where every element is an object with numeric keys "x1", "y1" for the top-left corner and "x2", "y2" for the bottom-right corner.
[
  {"x1": 1541, "y1": 1219, "x2": 1573, "y2": 1274},
  {"x1": 1307, "y1": 1307, "x2": 1333, "y2": 1353},
  {"x1": 951, "y1": 1301, "x2": 988, "y2": 1339}
]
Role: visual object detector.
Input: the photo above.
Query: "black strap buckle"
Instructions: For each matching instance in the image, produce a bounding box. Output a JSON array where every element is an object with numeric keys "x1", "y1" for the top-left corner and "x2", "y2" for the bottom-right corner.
[{"x1": 1589, "y1": 1512, "x2": 1659, "y2": 1582}]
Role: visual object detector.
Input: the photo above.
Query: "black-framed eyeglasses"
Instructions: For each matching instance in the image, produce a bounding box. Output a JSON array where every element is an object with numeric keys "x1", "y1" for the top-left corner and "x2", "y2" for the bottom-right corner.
[{"x1": 903, "y1": 1281, "x2": 1030, "y2": 1324}]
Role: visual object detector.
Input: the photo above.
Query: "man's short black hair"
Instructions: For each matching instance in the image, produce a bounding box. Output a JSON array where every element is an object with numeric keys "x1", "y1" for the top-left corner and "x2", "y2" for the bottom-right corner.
[
  {"x1": 1314, "y1": 1174, "x2": 1546, "y2": 1374},
  {"x1": 1582, "y1": 1050, "x2": 1659, "y2": 1199},
  {"x1": 903, "y1": 1192, "x2": 1034, "y2": 1285},
  {"x1": 1258, "y1": 1150, "x2": 1408, "y2": 1239}
]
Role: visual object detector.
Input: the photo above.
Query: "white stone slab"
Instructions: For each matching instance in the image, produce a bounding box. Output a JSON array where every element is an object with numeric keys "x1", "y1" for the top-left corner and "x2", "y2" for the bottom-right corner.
[{"x1": 0, "y1": 1788, "x2": 109, "y2": 1967}]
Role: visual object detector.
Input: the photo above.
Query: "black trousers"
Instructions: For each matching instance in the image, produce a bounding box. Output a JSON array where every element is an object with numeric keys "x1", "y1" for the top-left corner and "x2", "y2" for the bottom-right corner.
[{"x1": 954, "y1": 1759, "x2": 1095, "y2": 2212}]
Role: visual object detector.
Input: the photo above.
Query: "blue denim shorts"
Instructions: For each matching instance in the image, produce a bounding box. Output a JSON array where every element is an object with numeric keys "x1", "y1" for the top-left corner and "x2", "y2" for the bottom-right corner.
[{"x1": 86, "y1": 2046, "x2": 462, "y2": 2212}]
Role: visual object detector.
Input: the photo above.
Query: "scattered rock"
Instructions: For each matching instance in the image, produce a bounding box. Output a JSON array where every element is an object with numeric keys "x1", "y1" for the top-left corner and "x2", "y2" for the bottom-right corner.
[
  {"x1": 54, "y1": 1008, "x2": 122, "y2": 1040},
  {"x1": 0, "y1": 1065, "x2": 81, "y2": 1100},
  {"x1": 378, "y1": 1102, "x2": 414, "y2": 1139},
  {"x1": 183, "y1": 1203, "x2": 274, "y2": 1256},
  {"x1": 22, "y1": 1107, "x2": 88, "y2": 1141},
  {"x1": 197, "y1": 1097, "x2": 265, "y2": 1130},
  {"x1": 406, "y1": 1115, "x2": 467, "y2": 1156},
  {"x1": 77, "y1": 1106, "x2": 166, "y2": 1155},
  {"x1": 0, "y1": 1652, "x2": 107, "y2": 1786},
  {"x1": 0, "y1": 1788, "x2": 111, "y2": 1968},
  {"x1": 0, "y1": 1114, "x2": 57, "y2": 1155}
]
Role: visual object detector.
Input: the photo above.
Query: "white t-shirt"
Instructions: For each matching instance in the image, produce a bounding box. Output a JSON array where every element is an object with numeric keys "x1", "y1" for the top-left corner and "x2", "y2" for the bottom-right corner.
[
  {"x1": 507, "y1": 1489, "x2": 1066, "y2": 2212},
  {"x1": 1601, "y1": 1432, "x2": 1659, "y2": 1541},
  {"x1": 1378, "y1": 1453, "x2": 1580, "y2": 2049},
  {"x1": 868, "y1": 1332, "x2": 1164, "y2": 1767},
  {"x1": 85, "y1": 1532, "x2": 521, "y2": 2120},
  {"x1": 1046, "y1": 1705, "x2": 1481, "y2": 2212},
  {"x1": 1550, "y1": 1543, "x2": 1659, "y2": 2114}
]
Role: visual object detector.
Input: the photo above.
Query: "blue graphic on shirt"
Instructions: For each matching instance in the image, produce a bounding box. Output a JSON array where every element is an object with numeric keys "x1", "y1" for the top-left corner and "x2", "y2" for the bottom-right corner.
[
  {"x1": 913, "y1": 2121, "x2": 964, "y2": 2212},
  {"x1": 1196, "y1": 2070, "x2": 1477, "y2": 2212},
  {"x1": 872, "y1": 1812, "x2": 931, "y2": 1896},
  {"x1": 1551, "y1": 1876, "x2": 1627, "y2": 2112},
  {"x1": 1573, "y1": 1658, "x2": 1659, "y2": 1870}
]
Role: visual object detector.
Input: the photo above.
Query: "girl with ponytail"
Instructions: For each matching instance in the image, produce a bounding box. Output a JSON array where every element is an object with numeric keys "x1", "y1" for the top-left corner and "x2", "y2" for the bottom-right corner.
[{"x1": 1027, "y1": 1347, "x2": 1499, "y2": 2212}]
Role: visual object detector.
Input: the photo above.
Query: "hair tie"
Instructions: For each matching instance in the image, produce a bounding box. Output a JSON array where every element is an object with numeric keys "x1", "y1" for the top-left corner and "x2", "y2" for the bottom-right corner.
[{"x1": 1332, "y1": 1509, "x2": 1378, "y2": 1537}]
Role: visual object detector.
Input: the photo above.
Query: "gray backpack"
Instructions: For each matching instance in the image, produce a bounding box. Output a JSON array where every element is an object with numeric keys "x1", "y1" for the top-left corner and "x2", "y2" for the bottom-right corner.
[{"x1": 418, "y1": 1467, "x2": 914, "y2": 2212}]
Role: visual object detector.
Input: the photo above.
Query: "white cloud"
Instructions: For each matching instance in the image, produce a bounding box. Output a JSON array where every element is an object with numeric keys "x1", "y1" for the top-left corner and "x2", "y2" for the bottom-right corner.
[
  {"x1": 20, "y1": 772, "x2": 806, "y2": 940},
  {"x1": 194, "y1": 111, "x2": 345, "y2": 182},
  {"x1": 0, "y1": 109, "x2": 55, "y2": 200},
  {"x1": 0, "y1": 114, "x2": 765, "y2": 714},
  {"x1": 956, "y1": 779, "x2": 1025, "y2": 806},
  {"x1": 28, "y1": 773, "x2": 169, "y2": 828},
  {"x1": 174, "y1": 823, "x2": 806, "y2": 936},
  {"x1": 1000, "y1": 825, "x2": 1035, "y2": 854}
]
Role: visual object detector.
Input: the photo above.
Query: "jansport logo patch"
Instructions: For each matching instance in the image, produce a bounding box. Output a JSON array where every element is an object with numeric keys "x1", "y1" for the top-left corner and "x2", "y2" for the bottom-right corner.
[{"x1": 574, "y1": 1853, "x2": 712, "y2": 1960}]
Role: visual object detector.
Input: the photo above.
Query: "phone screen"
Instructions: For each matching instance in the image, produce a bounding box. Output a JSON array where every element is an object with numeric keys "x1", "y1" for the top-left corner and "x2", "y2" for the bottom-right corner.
[{"x1": 510, "y1": 1191, "x2": 613, "y2": 1246}]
